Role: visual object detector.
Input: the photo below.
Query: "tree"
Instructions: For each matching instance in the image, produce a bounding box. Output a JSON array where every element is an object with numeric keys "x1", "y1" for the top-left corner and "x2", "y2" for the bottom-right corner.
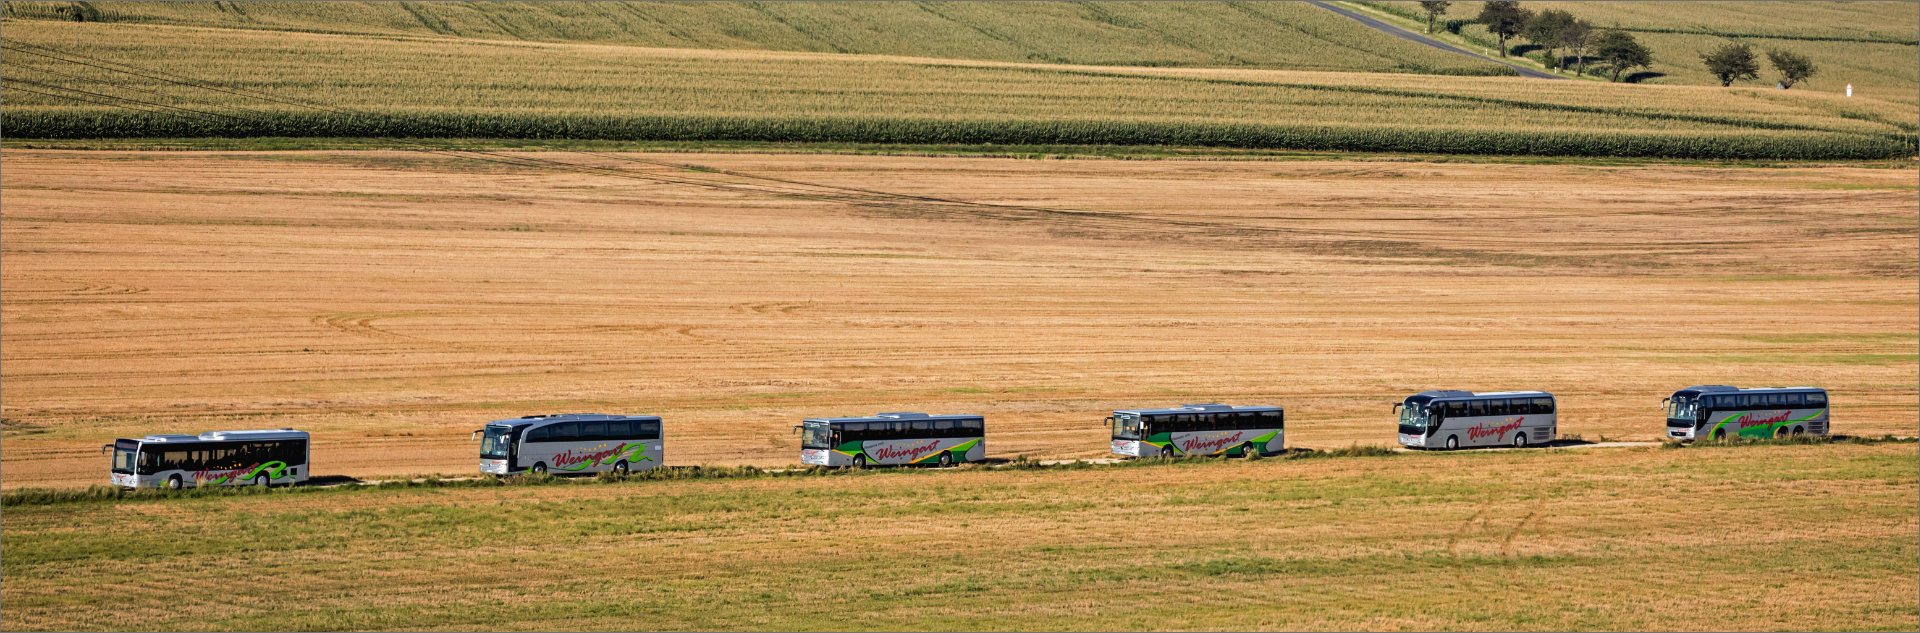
[
  {"x1": 1700, "y1": 42, "x2": 1760, "y2": 87},
  {"x1": 1476, "y1": 1, "x2": 1533, "y2": 58},
  {"x1": 1767, "y1": 49, "x2": 1817, "y2": 89},
  {"x1": 1559, "y1": 18, "x2": 1594, "y2": 75},
  {"x1": 1521, "y1": 9, "x2": 1576, "y2": 70},
  {"x1": 1418, "y1": 1, "x2": 1451, "y2": 34},
  {"x1": 1592, "y1": 30, "x2": 1652, "y2": 82}
]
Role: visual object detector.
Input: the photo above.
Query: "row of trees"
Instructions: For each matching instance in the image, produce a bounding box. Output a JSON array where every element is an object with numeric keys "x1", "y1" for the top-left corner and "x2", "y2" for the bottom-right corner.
[{"x1": 1417, "y1": 1, "x2": 1817, "y2": 88}]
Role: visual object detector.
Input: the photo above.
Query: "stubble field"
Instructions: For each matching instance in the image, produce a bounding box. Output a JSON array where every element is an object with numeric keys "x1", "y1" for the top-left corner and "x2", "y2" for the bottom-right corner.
[{"x1": 2, "y1": 150, "x2": 1914, "y2": 489}]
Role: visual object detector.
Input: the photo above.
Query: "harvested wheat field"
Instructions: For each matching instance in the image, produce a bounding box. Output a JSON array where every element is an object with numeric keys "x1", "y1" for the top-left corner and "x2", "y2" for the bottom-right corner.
[{"x1": 1, "y1": 150, "x2": 1915, "y2": 488}]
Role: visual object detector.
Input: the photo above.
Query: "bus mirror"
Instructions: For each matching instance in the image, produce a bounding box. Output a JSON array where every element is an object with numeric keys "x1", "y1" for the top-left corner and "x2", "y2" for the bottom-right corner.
[
  {"x1": 470, "y1": 429, "x2": 483, "y2": 441},
  {"x1": 100, "y1": 444, "x2": 112, "y2": 455},
  {"x1": 791, "y1": 426, "x2": 801, "y2": 435},
  {"x1": 1392, "y1": 403, "x2": 1402, "y2": 413}
]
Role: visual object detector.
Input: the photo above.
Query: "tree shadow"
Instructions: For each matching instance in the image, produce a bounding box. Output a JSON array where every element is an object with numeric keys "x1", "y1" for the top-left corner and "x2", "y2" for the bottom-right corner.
[
  {"x1": 1624, "y1": 71, "x2": 1667, "y2": 84},
  {"x1": 1510, "y1": 44, "x2": 1545, "y2": 56}
]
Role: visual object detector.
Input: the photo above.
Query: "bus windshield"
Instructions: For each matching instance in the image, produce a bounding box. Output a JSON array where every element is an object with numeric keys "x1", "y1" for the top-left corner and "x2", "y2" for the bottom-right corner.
[
  {"x1": 480, "y1": 426, "x2": 511, "y2": 458},
  {"x1": 1113, "y1": 413, "x2": 1143, "y2": 439},
  {"x1": 111, "y1": 445, "x2": 138, "y2": 474},
  {"x1": 1400, "y1": 402, "x2": 1431, "y2": 428},
  {"x1": 800, "y1": 422, "x2": 833, "y2": 449},
  {"x1": 1668, "y1": 396, "x2": 1697, "y2": 421}
]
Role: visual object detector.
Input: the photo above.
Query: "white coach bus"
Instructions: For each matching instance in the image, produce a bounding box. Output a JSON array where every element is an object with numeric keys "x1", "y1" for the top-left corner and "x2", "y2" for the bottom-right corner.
[
  {"x1": 797, "y1": 412, "x2": 985, "y2": 468},
  {"x1": 476, "y1": 413, "x2": 663, "y2": 475},
  {"x1": 1664, "y1": 385, "x2": 1829, "y2": 441},
  {"x1": 105, "y1": 429, "x2": 310, "y2": 489},
  {"x1": 1396, "y1": 390, "x2": 1556, "y2": 450},
  {"x1": 1109, "y1": 404, "x2": 1284, "y2": 458}
]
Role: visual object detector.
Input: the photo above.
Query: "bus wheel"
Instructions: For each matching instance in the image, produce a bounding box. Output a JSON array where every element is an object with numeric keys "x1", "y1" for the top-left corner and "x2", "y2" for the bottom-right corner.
[
  {"x1": 1160, "y1": 446, "x2": 1176, "y2": 459},
  {"x1": 531, "y1": 462, "x2": 548, "y2": 474},
  {"x1": 852, "y1": 455, "x2": 867, "y2": 469},
  {"x1": 1776, "y1": 426, "x2": 1790, "y2": 439},
  {"x1": 253, "y1": 473, "x2": 271, "y2": 487},
  {"x1": 1513, "y1": 434, "x2": 1528, "y2": 449},
  {"x1": 1712, "y1": 428, "x2": 1726, "y2": 441},
  {"x1": 1445, "y1": 436, "x2": 1459, "y2": 450},
  {"x1": 1242, "y1": 443, "x2": 1259, "y2": 458},
  {"x1": 613, "y1": 460, "x2": 629, "y2": 475},
  {"x1": 166, "y1": 475, "x2": 183, "y2": 490},
  {"x1": 1792, "y1": 426, "x2": 1805, "y2": 435},
  {"x1": 938, "y1": 452, "x2": 953, "y2": 468}
]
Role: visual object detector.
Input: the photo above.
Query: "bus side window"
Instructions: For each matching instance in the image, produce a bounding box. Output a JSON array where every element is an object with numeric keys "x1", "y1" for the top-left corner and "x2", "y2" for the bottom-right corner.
[
  {"x1": 1445, "y1": 401, "x2": 1465, "y2": 418},
  {"x1": 551, "y1": 422, "x2": 580, "y2": 441},
  {"x1": 933, "y1": 420, "x2": 956, "y2": 437},
  {"x1": 909, "y1": 420, "x2": 931, "y2": 434},
  {"x1": 526, "y1": 426, "x2": 548, "y2": 442},
  {"x1": 582, "y1": 421, "x2": 608, "y2": 441},
  {"x1": 1534, "y1": 398, "x2": 1554, "y2": 414},
  {"x1": 645, "y1": 421, "x2": 663, "y2": 440},
  {"x1": 1489, "y1": 399, "x2": 1509, "y2": 416},
  {"x1": 1806, "y1": 392, "x2": 1827, "y2": 407},
  {"x1": 961, "y1": 419, "x2": 984, "y2": 435},
  {"x1": 1468, "y1": 400, "x2": 1487, "y2": 417},
  {"x1": 1784, "y1": 393, "x2": 1803, "y2": 406}
]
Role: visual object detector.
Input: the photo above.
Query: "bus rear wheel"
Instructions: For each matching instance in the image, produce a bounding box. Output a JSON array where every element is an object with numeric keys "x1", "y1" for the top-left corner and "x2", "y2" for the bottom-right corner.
[
  {"x1": 938, "y1": 452, "x2": 953, "y2": 467},
  {"x1": 253, "y1": 473, "x2": 271, "y2": 487},
  {"x1": 1793, "y1": 426, "x2": 1805, "y2": 435},
  {"x1": 1777, "y1": 426, "x2": 1790, "y2": 439},
  {"x1": 1242, "y1": 443, "x2": 1259, "y2": 458},
  {"x1": 1513, "y1": 434, "x2": 1528, "y2": 449},
  {"x1": 613, "y1": 460, "x2": 629, "y2": 475},
  {"x1": 166, "y1": 475, "x2": 183, "y2": 490},
  {"x1": 1445, "y1": 436, "x2": 1459, "y2": 450}
]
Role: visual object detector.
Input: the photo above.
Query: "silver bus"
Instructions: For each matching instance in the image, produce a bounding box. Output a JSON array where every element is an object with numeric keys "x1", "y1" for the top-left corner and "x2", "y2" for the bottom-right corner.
[
  {"x1": 1664, "y1": 385, "x2": 1828, "y2": 441},
  {"x1": 476, "y1": 413, "x2": 663, "y2": 475},
  {"x1": 1397, "y1": 391, "x2": 1556, "y2": 450},
  {"x1": 798, "y1": 412, "x2": 984, "y2": 468},
  {"x1": 1109, "y1": 404, "x2": 1284, "y2": 458},
  {"x1": 105, "y1": 429, "x2": 310, "y2": 489}
]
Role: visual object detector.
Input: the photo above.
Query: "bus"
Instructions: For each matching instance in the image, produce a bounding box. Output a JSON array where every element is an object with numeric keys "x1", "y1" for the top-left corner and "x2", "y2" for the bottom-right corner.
[
  {"x1": 476, "y1": 413, "x2": 663, "y2": 475},
  {"x1": 1664, "y1": 385, "x2": 1828, "y2": 441},
  {"x1": 104, "y1": 429, "x2": 310, "y2": 489},
  {"x1": 1396, "y1": 391, "x2": 1555, "y2": 450},
  {"x1": 798, "y1": 412, "x2": 984, "y2": 468},
  {"x1": 1109, "y1": 404, "x2": 1284, "y2": 458}
]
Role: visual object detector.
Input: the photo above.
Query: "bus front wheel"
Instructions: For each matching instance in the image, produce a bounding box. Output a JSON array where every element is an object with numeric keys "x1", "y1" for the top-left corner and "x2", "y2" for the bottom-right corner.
[
  {"x1": 166, "y1": 475, "x2": 183, "y2": 490},
  {"x1": 1160, "y1": 446, "x2": 1176, "y2": 459},
  {"x1": 1445, "y1": 436, "x2": 1459, "y2": 450},
  {"x1": 1712, "y1": 429, "x2": 1726, "y2": 441},
  {"x1": 531, "y1": 462, "x2": 548, "y2": 474},
  {"x1": 613, "y1": 460, "x2": 629, "y2": 475},
  {"x1": 852, "y1": 455, "x2": 867, "y2": 469},
  {"x1": 938, "y1": 452, "x2": 953, "y2": 467},
  {"x1": 1777, "y1": 426, "x2": 1790, "y2": 439}
]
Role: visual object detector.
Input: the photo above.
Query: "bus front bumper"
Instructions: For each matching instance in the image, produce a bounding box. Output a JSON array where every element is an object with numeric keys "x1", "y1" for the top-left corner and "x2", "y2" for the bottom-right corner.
[
  {"x1": 480, "y1": 459, "x2": 510, "y2": 474},
  {"x1": 1399, "y1": 433, "x2": 1425, "y2": 447}
]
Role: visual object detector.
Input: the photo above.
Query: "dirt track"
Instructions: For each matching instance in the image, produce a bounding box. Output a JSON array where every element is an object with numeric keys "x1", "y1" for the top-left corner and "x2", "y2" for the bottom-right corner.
[{"x1": 2, "y1": 151, "x2": 1913, "y2": 487}]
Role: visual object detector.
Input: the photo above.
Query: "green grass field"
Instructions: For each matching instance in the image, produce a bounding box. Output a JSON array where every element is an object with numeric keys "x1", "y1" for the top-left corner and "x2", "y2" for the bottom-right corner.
[
  {"x1": 1359, "y1": 2, "x2": 1918, "y2": 102},
  {"x1": 2, "y1": 19, "x2": 1913, "y2": 159},
  {"x1": 3, "y1": 442, "x2": 1913, "y2": 631},
  {"x1": 0, "y1": 1, "x2": 1513, "y2": 75}
]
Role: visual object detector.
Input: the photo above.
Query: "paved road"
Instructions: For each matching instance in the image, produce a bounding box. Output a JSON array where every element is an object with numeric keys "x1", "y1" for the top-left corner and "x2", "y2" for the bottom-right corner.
[{"x1": 1304, "y1": 0, "x2": 1565, "y2": 80}]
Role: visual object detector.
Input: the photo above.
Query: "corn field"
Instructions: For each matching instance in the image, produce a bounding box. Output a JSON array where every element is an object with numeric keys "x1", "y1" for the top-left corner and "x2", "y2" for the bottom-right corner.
[{"x1": 2, "y1": 16, "x2": 1913, "y2": 159}]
